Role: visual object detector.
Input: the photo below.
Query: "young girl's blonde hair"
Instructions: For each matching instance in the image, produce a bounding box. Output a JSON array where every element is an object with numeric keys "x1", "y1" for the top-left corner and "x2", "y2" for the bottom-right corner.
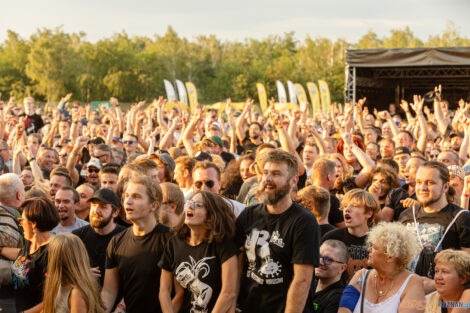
[{"x1": 42, "y1": 233, "x2": 105, "y2": 313}]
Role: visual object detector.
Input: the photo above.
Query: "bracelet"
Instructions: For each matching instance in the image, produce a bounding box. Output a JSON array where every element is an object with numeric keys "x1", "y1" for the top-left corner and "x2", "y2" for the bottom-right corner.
[
  {"x1": 28, "y1": 157, "x2": 36, "y2": 162},
  {"x1": 464, "y1": 194, "x2": 470, "y2": 197}
]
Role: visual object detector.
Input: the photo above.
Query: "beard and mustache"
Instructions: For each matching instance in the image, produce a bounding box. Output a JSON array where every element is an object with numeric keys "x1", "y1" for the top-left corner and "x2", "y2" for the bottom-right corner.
[
  {"x1": 258, "y1": 180, "x2": 291, "y2": 205},
  {"x1": 90, "y1": 213, "x2": 113, "y2": 228}
]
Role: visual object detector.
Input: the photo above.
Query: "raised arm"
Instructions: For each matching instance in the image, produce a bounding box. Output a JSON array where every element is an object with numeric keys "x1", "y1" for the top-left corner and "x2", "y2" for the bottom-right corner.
[
  {"x1": 235, "y1": 99, "x2": 252, "y2": 143},
  {"x1": 343, "y1": 132, "x2": 376, "y2": 188},
  {"x1": 182, "y1": 109, "x2": 202, "y2": 157},
  {"x1": 67, "y1": 136, "x2": 88, "y2": 186},
  {"x1": 433, "y1": 87, "x2": 449, "y2": 135},
  {"x1": 411, "y1": 95, "x2": 428, "y2": 153}
]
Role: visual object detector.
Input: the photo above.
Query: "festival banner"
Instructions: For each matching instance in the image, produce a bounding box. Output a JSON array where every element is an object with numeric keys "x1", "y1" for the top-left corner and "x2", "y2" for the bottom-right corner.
[
  {"x1": 287, "y1": 80, "x2": 298, "y2": 105},
  {"x1": 294, "y1": 83, "x2": 308, "y2": 106},
  {"x1": 306, "y1": 82, "x2": 321, "y2": 114},
  {"x1": 164, "y1": 80, "x2": 178, "y2": 102},
  {"x1": 256, "y1": 83, "x2": 268, "y2": 114},
  {"x1": 318, "y1": 80, "x2": 331, "y2": 112},
  {"x1": 175, "y1": 79, "x2": 188, "y2": 106},
  {"x1": 276, "y1": 80, "x2": 288, "y2": 103},
  {"x1": 185, "y1": 82, "x2": 198, "y2": 112}
]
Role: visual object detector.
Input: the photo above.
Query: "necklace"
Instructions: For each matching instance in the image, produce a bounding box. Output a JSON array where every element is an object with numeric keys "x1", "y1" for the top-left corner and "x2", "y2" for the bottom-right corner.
[{"x1": 374, "y1": 273, "x2": 395, "y2": 301}]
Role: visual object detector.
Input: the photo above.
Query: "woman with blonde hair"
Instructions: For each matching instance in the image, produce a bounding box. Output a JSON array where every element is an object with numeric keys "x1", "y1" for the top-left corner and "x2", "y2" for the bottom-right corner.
[
  {"x1": 338, "y1": 222, "x2": 425, "y2": 313},
  {"x1": 42, "y1": 232, "x2": 105, "y2": 313}
]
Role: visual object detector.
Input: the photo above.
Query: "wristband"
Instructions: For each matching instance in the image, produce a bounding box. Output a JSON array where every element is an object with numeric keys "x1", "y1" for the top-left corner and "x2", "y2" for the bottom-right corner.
[
  {"x1": 28, "y1": 157, "x2": 36, "y2": 162},
  {"x1": 464, "y1": 194, "x2": 470, "y2": 197}
]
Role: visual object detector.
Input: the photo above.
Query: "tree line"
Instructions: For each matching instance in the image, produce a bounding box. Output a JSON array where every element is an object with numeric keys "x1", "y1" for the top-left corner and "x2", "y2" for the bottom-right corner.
[{"x1": 0, "y1": 22, "x2": 467, "y2": 104}]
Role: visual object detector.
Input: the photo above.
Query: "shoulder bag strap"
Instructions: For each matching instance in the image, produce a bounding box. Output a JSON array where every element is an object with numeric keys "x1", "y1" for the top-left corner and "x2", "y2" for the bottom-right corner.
[
  {"x1": 434, "y1": 210, "x2": 466, "y2": 252},
  {"x1": 412, "y1": 206, "x2": 425, "y2": 249},
  {"x1": 360, "y1": 269, "x2": 371, "y2": 313}
]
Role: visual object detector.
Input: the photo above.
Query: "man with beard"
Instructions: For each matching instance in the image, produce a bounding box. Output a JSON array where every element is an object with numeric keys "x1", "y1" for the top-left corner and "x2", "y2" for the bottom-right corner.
[
  {"x1": 393, "y1": 146, "x2": 411, "y2": 185},
  {"x1": 73, "y1": 188, "x2": 125, "y2": 286},
  {"x1": 52, "y1": 186, "x2": 89, "y2": 234},
  {"x1": 399, "y1": 161, "x2": 470, "y2": 292},
  {"x1": 86, "y1": 157, "x2": 102, "y2": 187},
  {"x1": 382, "y1": 156, "x2": 425, "y2": 221},
  {"x1": 75, "y1": 182, "x2": 97, "y2": 221},
  {"x1": 235, "y1": 149, "x2": 320, "y2": 313}
]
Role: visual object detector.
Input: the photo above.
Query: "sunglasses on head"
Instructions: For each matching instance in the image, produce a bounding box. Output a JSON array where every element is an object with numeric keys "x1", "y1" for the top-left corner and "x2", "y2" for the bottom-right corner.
[
  {"x1": 194, "y1": 180, "x2": 215, "y2": 189},
  {"x1": 87, "y1": 168, "x2": 100, "y2": 173}
]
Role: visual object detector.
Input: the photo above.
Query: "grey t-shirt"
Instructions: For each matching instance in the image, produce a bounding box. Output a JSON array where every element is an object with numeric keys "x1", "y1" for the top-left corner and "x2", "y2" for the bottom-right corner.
[{"x1": 52, "y1": 218, "x2": 89, "y2": 234}]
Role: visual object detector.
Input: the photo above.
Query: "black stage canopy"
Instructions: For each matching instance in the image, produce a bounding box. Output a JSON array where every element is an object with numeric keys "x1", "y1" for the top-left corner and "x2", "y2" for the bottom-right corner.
[{"x1": 345, "y1": 47, "x2": 470, "y2": 110}]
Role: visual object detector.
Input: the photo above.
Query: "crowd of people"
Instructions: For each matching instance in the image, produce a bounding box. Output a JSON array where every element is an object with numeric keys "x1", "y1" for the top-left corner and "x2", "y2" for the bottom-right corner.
[{"x1": 0, "y1": 89, "x2": 470, "y2": 313}]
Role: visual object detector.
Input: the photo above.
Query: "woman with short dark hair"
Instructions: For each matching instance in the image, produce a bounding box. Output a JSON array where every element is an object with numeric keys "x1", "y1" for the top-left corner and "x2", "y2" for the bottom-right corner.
[
  {"x1": 159, "y1": 191, "x2": 239, "y2": 313},
  {"x1": 0, "y1": 197, "x2": 59, "y2": 312}
]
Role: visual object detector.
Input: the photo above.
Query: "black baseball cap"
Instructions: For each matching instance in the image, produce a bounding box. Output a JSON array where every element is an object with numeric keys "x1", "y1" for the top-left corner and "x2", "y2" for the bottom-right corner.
[{"x1": 88, "y1": 188, "x2": 121, "y2": 209}]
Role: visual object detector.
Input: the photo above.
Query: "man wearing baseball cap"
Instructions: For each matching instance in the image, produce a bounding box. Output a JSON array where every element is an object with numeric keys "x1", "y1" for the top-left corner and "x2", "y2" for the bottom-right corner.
[
  {"x1": 73, "y1": 188, "x2": 125, "y2": 286},
  {"x1": 393, "y1": 146, "x2": 411, "y2": 185},
  {"x1": 208, "y1": 135, "x2": 235, "y2": 164},
  {"x1": 86, "y1": 157, "x2": 102, "y2": 187}
]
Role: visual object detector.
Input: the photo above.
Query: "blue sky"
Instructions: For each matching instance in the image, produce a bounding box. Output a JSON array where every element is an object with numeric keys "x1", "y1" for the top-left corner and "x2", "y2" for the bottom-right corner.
[{"x1": 0, "y1": 0, "x2": 468, "y2": 43}]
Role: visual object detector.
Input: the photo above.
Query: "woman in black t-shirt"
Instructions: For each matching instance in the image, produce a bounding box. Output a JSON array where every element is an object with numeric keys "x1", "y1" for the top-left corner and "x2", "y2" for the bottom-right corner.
[
  {"x1": 159, "y1": 191, "x2": 239, "y2": 313},
  {"x1": 0, "y1": 198, "x2": 59, "y2": 313}
]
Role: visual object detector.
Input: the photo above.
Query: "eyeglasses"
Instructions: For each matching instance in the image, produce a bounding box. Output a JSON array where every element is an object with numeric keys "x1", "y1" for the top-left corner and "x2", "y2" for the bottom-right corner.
[
  {"x1": 185, "y1": 200, "x2": 206, "y2": 209},
  {"x1": 319, "y1": 256, "x2": 344, "y2": 265},
  {"x1": 88, "y1": 168, "x2": 100, "y2": 173},
  {"x1": 194, "y1": 180, "x2": 215, "y2": 189},
  {"x1": 124, "y1": 140, "x2": 137, "y2": 144}
]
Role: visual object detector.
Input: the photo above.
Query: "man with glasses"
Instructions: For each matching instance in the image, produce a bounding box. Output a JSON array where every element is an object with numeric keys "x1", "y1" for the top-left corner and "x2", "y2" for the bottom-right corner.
[
  {"x1": 86, "y1": 158, "x2": 102, "y2": 187},
  {"x1": 191, "y1": 161, "x2": 245, "y2": 217},
  {"x1": 93, "y1": 144, "x2": 113, "y2": 165},
  {"x1": 312, "y1": 240, "x2": 348, "y2": 313},
  {"x1": 158, "y1": 182, "x2": 184, "y2": 228},
  {"x1": 123, "y1": 134, "x2": 139, "y2": 157}
]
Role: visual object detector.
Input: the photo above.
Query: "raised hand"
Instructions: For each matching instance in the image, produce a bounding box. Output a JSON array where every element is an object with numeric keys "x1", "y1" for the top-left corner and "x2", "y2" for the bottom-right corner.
[
  {"x1": 225, "y1": 98, "x2": 232, "y2": 116},
  {"x1": 75, "y1": 136, "x2": 89, "y2": 150},
  {"x1": 110, "y1": 97, "x2": 119, "y2": 107},
  {"x1": 411, "y1": 95, "x2": 424, "y2": 113},
  {"x1": 400, "y1": 100, "x2": 409, "y2": 113}
]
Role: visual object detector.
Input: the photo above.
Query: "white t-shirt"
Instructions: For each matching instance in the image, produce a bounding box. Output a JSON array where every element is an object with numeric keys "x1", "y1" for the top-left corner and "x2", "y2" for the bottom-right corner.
[{"x1": 52, "y1": 217, "x2": 89, "y2": 234}]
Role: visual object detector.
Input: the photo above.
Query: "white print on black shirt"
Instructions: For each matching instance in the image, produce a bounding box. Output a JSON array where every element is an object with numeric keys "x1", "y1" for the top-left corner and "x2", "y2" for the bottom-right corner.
[
  {"x1": 245, "y1": 228, "x2": 284, "y2": 285},
  {"x1": 405, "y1": 222, "x2": 445, "y2": 271},
  {"x1": 175, "y1": 256, "x2": 216, "y2": 313}
]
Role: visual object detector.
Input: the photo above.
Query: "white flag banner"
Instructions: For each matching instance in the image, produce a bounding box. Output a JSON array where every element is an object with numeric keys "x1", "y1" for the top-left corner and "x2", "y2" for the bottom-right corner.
[
  {"x1": 287, "y1": 80, "x2": 298, "y2": 104},
  {"x1": 175, "y1": 79, "x2": 188, "y2": 105},
  {"x1": 276, "y1": 80, "x2": 288, "y2": 103},
  {"x1": 164, "y1": 80, "x2": 178, "y2": 102}
]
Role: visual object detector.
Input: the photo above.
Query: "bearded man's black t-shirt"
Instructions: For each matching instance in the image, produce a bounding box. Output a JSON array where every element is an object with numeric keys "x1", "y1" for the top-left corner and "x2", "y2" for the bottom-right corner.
[
  {"x1": 235, "y1": 202, "x2": 320, "y2": 313},
  {"x1": 73, "y1": 224, "x2": 125, "y2": 286},
  {"x1": 106, "y1": 224, "x2": 170, "y2": 313},
  {"x1": 24, "y1": 114, "x2": 44, "y2": 134},
  {"x1": 158, "y1": 235, "x2": 238, "y2": 313}
]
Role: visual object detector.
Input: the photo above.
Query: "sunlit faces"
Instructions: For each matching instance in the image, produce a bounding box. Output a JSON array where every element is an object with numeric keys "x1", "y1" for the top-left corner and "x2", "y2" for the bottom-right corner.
[
  {"x1": 259, "y1": 162, "x2": 296, "y2": 205},
  {"x1": 379, "y1": 140, "x2": 395, "y2": 158},
  {"x1": 54, "y1": 189, "x2": 78, "y2": 223},
  {"x1": 123, "y1": 182, "x2": 157, "y2": 222},
  {"x1": 89, "y1": 200, "x2": 117, "y2": 229},
  {"x1": 100, "y1": 173, "x2": 118, "y2": 192},
  {"x1": 370, "y1": 173, "x2": 391, "y2": 198},
  {"x1": 38, "y1": 149, "x2": 56, "y2": 170},
  {"x1": 76, "y1": 184, "x2": 94, "y2": 216},
  {"x1": 19, "y1": 212, "x2": 35, "y2": 241},
  {"x1": 315, "y1": 244, "x2": 346, "y2": 280},
  {"x1": 332, "y1": 158, "x2": 343, "y2": 178},
  {"x1": 193, "y1": 168, "x2": 221, "y2": 193},
  {"x1": 363, "y1": 128, "x2": 378, "y2": 144},
  {"x1": 58, "y1": 120, "x2": 71, "y2": 139},
  {"x1": 342, "y1": 204, "x2": 372, "y2": 229},
  {"x1": 239, "y1": 159, "x2": 255, "y2": 182},
  {"x1": 415, "y1": 167, "x2": 448, "y2": 208},
  {"x1": 49, "y1": 175, "x2": 69, "y2": 201},
  {"x1": 437, "y1": 151, "x2": 459, "y2": 167},
  {"x1": 404, "y1": 158, "x2": 422, "y2": 186},
  {"x1": 302, "y1": 145, "x2": 319, "y2": 167},
  {"x1": 367, "y1": 242, "x2": 389, "y2": 268},
  {"x1": 366, "y1": 143, "x2": 380, "y2": 161},
  {"x1": 394, "y1": 153, "x2": 411, "y2": 177},
  {"x1": 434, "y1": 262, "x2": 466, "y2": 299},
  {"x1": 20, "y1": 169, "x2": 34, "y2": 186},
  {"x1": 184, "y1": 193, "x2": 208, "y2": 227},
  {"x1": 249, "y1": 123, "x2": 262, "y2": 140},
  {"x1": 342, "y1": 143, "x2": 356, "y2": 162}
]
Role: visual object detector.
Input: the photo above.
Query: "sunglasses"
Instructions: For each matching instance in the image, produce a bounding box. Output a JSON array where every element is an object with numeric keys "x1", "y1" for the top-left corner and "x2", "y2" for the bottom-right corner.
[
  {"x1": 185, "y1": 200, "x2": 206, "y2": 209},
  {"x1": 319, "y1": 256, "x2": 344, "y2": 266},
  {"x1": 194, "y1": 180, "x2": 215, "y2": 189},
  {"x1": 87, "y1": 168, "x2": 100, "y2": 173},
  {"x1": 124, "y1": 140, "x2": 137, "y2": 144}
]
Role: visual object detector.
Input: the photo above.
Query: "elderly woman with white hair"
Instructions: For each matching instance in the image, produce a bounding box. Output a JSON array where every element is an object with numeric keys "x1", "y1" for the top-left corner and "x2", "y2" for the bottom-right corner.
[{"x1": 338, "y1": 222, "x2": 425, "y2": 313}]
